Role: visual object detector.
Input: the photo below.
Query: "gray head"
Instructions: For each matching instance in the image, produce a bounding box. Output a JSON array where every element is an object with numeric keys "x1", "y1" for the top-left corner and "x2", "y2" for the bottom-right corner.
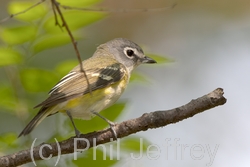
[{"x1": 94, "y1": 38, "x2": 156, "y2": 72}]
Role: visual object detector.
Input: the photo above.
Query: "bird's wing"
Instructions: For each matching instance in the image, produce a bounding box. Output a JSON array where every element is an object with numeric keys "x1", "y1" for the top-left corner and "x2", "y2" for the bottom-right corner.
[{"x1": 34, "y1": 63, "x2": 127, "y2": 108}]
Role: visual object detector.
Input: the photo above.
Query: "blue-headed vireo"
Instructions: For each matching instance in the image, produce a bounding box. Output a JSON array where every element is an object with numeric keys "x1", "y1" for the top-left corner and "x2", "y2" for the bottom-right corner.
[{"x1": 18, "y1": 38, "x2": 156, "y2": 138}]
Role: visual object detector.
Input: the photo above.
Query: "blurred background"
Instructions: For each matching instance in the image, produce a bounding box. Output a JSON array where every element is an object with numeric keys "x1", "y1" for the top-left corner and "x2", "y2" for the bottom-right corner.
[{"x1": 0, "y1": 0, "x2": 250, "y2": 166}]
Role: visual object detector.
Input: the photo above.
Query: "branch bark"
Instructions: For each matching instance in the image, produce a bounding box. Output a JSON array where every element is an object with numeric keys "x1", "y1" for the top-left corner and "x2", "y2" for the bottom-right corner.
[{"x1": 0, "y1": 88, "x2": 226, "y2": 167}]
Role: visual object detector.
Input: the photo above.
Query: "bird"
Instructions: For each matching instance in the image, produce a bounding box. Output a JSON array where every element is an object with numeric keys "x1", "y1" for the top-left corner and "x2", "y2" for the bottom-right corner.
[{"x1": 18, "y1": 38, "x2": 156, "y2": 138}]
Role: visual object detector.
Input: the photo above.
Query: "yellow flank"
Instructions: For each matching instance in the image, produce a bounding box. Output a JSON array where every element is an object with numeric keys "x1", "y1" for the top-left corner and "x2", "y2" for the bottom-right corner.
[
  {"x1": 66, "y1": 96, "x2": 83, "y2": 108},
  {"x1": 64, "y1": 87, "x2": 107, "y2": 109},
  {"x1": 57, "y1": 73, "x2": 129, "y2": 119}
]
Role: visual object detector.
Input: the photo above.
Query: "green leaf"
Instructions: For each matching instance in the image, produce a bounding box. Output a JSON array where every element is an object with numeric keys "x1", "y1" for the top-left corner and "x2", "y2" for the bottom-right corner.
[
  {"x1": 130, "y1": 72, "x2": 148, "y2": 83},
  {"x1": 1, "y1": 25, "x2": 37, "y2": 45},
  {"x1": 8, "y1": 1, "x2": 47, "y2": 22},
  {"x1": 43, "y1": 11, "x2": 106, "y2": 33},
  {"x1": 74, "y1": 102, "x2": 126, "y2": 133},
  {"x1": 55, "y1": 60, "x2": 78, "y2": 77},
  {"x1": 101, "y1": 102, "x2": 126, "y2": 121},
  {"x1": 32, "y1": 33, "x2": 81, "y2": 54},
  {"x1": 58, "y1": 0, "x2": 102, "y2": 7},
  {"x1": 0, "y1": 48, "x2": 22, "y2": 66},
  {"x1": 120, "y1": 137, "x2": 151, "y2": 153},
  {"x1": 0, "y1": 84, "x2": 16, "y2": 111},
  {"x1": 146, "y1": 54, "x2": 173, "y2": 64},
  {"x1": 0, "y1": 133, "x2": 18, "y2": 151},
  {"x1": 20, "y1": 68, "x2": 58, "y2": 92},
  {"x1": 73, "y1": 148, "x2": 117, "y2": 166}
]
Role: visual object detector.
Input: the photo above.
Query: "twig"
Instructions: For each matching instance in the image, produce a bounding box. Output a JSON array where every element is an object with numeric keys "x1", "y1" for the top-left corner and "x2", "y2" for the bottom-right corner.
[
  {"x1": 51, "y1": 0, "x2": 63, "y2": 30},
  {"x1": 51, "y1": 0, "x2": 92, "y2": 94},
  {"x1": 60, "y1": 2, "x2": 177, "y2": 12},
  {"x1": 0, "y1": 88, "x2": 227, "y2": 167},
  {"x1": 51, "y1": 0, "x2": 81, "y2": 67},
  {"x1": 0, "y1": 0, "x2": 46, "y2": 24}
]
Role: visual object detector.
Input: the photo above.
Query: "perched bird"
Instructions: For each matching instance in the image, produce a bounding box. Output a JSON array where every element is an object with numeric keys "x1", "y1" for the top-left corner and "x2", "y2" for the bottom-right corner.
[{"x1": 18, "y1": 38, "x2": 156, "y2": 138}]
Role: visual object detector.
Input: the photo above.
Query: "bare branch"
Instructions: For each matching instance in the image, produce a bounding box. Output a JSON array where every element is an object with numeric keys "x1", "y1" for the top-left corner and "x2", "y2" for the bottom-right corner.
[
  {"x1": 0, "y1": 88, "x2": 227, "y2": 167},
  {"x1": 51, "y1": 1, "x2": 63, "y2": 30},
  {"x1": 51, "y1": 0, "x2": 92, "y2": 94},
  {"x1": 0, "y1": 0, "x2": 46, "y2": 24},
  {"x1": 60, "y1": 3, "x2": 177, "y2": 13}
]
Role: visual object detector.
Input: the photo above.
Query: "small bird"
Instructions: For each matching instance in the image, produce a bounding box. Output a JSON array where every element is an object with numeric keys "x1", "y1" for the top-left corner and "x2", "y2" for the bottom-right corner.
[{"x1": 18, "y1": 38, "x2": 156, "y2": 138}]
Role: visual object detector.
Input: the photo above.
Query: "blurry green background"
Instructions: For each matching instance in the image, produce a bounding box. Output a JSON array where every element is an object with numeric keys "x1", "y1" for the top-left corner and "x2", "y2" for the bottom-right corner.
[{"x1": 0, "y1": 0, "x2": 250, "y2": 167}]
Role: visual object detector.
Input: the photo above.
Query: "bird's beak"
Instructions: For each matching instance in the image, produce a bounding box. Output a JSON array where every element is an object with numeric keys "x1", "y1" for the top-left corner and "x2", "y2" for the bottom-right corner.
[{"x1": 141, "y1": 56, "x2": 157, "y2": 64}]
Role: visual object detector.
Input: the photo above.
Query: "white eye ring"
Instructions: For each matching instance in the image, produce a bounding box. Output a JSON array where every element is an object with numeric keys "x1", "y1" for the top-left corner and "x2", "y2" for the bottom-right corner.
[{"x1": 124, "y1": 47, "x2": 137, "y2": 59}]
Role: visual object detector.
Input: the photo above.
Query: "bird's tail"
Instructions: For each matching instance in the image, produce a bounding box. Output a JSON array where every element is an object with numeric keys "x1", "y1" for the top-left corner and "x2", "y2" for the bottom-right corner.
[{"x1": 18, "y1": 107, "x2": 51, "y2": 137}]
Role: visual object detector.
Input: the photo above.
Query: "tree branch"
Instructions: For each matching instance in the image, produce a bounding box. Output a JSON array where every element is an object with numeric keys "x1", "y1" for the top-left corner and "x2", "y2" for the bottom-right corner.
[
  {"x1": 60, "y1": 3, "x2": 177, "y2": 12},
  {"x1": 0, "y1": 88, "x2": 226, "y2": 167}
]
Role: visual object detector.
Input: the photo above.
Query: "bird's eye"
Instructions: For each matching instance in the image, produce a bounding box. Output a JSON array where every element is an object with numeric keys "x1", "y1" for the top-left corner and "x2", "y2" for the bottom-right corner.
[{"x1": 126, "y1": 49, "x2": 134, "y2": 57}]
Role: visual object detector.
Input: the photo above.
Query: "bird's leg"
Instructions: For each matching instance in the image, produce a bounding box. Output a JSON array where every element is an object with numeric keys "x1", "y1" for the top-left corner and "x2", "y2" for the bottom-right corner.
[
  {"x1": 92, "y1": 111, "x2": 117, "y2": 140},
  {"x1": 66, "y1": 110, "x2": 81, "y2": 138}
]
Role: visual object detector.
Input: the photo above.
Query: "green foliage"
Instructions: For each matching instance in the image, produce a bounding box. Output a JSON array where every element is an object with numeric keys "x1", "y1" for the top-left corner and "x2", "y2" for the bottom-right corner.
[
  {"x1": 120, "y1": 137, "x2": 151, "y2": 153},
  {"x1": 32, "y1": 33, "x2": 82, "y2": 53},
  {"x1": 55, "y1": 59, "x2": 79, "y2": 77},
  {"x1": 73, "y1": 102, "x2": 126, "y2": 133},
  {"x1": 0, "y1": 0, "x2": 170, "y2": 166},
  {"x1": 43, "y1": 11, "x2": 106, "y2": 33},
  {"x1": 8, "y1": 1, "x2": 47, "y2": 21},
  {"x1": 2, "y1": 0, "x2": 106, "y2": 55},
  {"x1": 146, "y1": 53, "x2": 173, "y2": 64},
  {"x1": 0, "y1": 133, "x2": 18, "y2": 152},
  {"x1": 73, "y1": 148, "x2": 117, "y2": 166},
  {"x1": 130, "y1": 72, "x2": 148, "y2": 83},
  {"x1": 0, "y1": 48, "x2": 23, "y2": 66},
  {"x1": 20, "y1": 68, "x2": 59, "y2": 92},
  {"x1": 0, "y1": 84, "x2": 17, "y2": 111},
  {"x1": 1, "y1": 25, "x2": 37, "y2": 45}
]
